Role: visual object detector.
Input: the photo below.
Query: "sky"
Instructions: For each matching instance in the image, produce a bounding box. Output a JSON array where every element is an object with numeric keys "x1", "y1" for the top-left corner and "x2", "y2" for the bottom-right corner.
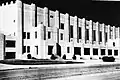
[{"x1": 1, "y1": 0, "x2": 120, "y2": 27}]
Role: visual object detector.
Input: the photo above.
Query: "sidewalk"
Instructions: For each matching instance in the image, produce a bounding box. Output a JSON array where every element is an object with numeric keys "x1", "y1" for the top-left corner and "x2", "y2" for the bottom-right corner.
[{"x1": 0, "y1": 59, "x2": 120, "y2": 71}]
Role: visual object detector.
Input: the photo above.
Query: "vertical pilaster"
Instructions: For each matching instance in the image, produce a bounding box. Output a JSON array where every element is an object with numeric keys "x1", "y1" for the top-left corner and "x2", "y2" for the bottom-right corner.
[
  {"x1": 96, "y1": 22, "x2": 99, "y2": 45},
  {"x1": 73, "y1": 16, "x2": 77, "y2": 43},
  {"x1": 106, "y1": 25, "x2": 110, "y2": 56},
  {"x1": 16, "y1": 0, "x2": 23, "y2": 59},
  {"x1": 113, "y1": 26, "x2": 115, "y2": 40},
  {"x1": 102, "y1": 24, "x2": 105, "y2": 45},
  {"x1": 82, "y1": 18, "x2": 85, "y2": 44},
  {"x1": 43, "y1": 7, "x2": 48, "y2": 58},
  {"x1": 81, "y1": 18, "x2": 85, "y2": 57},
  {"x1": 64, "y1": 13, "x2": 69, "y2": 43},
  {"x1": 118, "y1": 27, "x2": 120, "y2": 58},
  {"x1": 89, "y1": 20, "x2": 93, "y2": 56}
]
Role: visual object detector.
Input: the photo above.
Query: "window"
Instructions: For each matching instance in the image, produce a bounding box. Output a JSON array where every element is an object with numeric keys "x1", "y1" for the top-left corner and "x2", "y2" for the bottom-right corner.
[
  {"x1": 113, "y1": 42, "x2": 115, "y2": 46},
  {"x1": 93, "y1": 49, "x2": 98, "y2": 55},
  {"x1": 70, "y1": 25, "x2": 73, "y2": 38},
  {"x1": 79, "y1": 27, "x2": 81, "y2": 39},
  {"x1": 35, "y1": 31, "x2": 37, "y2": 39},
  {"x1": 23, "y1": 46, "x2": 26, "y2": 53},
  {"x1": 60, "y1": 23, "x2": 64, "y2": 29},
  {"x1": 50, "y1": 15, "x2": 53, "y2": 18},
  {"x1": 74, "y1": 47, "x2": 81, "y2": 55},
  {"x1": 105, "y1": 32, "x2": 107, "y2": 42},
  {"x1": 108, "y1": 49, "x2": 112, "y2": 55},
  {"x1": 93, "y1": 30, "x2": 96, "y2": 41},
  {"x1": 99, "y1": 31, "x2": 102, "y2": 42},
  {"x1": 27, "y1": 32, "x2": 30, "y2": 39},
  {"x1": 67, "y1": 47, "x2": 70, "y2": 53},
  {"x1": 35, "y1": 46, "x2": 38, "y2": 55},
  {"x1": 101, "y1": 49, "x2": 105, "y2": 55},
  {"x1": 48, "y1": 32, "x2": 51, "y2": 39},
  {"x1": 27, "y1": 46, "x2": 30, "y2": 53},
  {"x1": 6, "y1": 40, "x2": 15, "y2": 47},
  {"x1": 86, "y1": 29, "x2": 89, "y2": 40},
  {"x1": 61, "y1": 33, "x2": 63, "y2": 40},
  {"x1": 114, "y1": 50, "x2": 118, "y2": 56},
  {"x1": 23, "y1": 32, "x2": 26, "y2": 39},
  {"x1": 35, "y1": 6, "x2": 37, "y2": 27},
  {"x1": 84, "y1": 48, "x2": 90, "y2": 55}
]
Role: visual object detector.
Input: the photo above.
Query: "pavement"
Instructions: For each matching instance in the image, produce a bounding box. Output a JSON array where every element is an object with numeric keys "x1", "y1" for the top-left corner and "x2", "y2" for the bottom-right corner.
[
  {"x1": 1, "y1": 59, "x2": 120, "y2": 79},
  {"x1": 0, "y1": 59, "x2": 120, "y2": 70}
]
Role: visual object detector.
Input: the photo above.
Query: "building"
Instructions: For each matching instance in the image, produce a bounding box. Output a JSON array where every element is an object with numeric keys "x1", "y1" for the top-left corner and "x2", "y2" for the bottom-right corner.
[{"x1": 0, "y1": 0, "x2": 120, "y2": 60}]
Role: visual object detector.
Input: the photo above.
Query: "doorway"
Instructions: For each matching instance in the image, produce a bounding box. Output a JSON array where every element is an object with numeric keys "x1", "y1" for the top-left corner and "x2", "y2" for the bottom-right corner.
[{"x1": 56, "y1": 43, "x2": 61, "y2": 57}]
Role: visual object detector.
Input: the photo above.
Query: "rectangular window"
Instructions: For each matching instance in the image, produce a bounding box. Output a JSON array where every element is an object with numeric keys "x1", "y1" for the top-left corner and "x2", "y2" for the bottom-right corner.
[
  {"x1": 35, "y1": 46, "x2": 38, "y2": 55},
  {"x1": 61, "y1": 33, "x2": 63, "y2": 40},
  {"x1": 27, "y1": 32, "x2": 30, "y2": 39},
  {"x1": 114, "y1": 50, "x2": 118, "y2": 56},
  {"x1": 6, "y1": 40, "x2": 15, "y2": 47},
  {"x1": 105, "y1": 32, "x2": 107, "y2": 42},
  {"x1": 74, "y1": 47, "x2": 81, "y2": 55},
  {"x1": 93, "y1": 49, "x2": 98, "y2": 55},
  {"x1": 101, "y1": 49, "x2": 105, "y2": 55},
  {"x1": 86, "y1": 29, "x2": 89, "y2": 40},
  {"x1": 67, "y1": 47, "x2": 70, "y2": 53},
  {"x1": 23, "y1": 46, "x2": 26, "y2": 53},
  {"x1": 93, "y1": 30, "x2": 96, "y2": 41},
  {"x1": 48, "y1": 32, "x2": 51, "y2": 39},
  {"x1": 35, "y1": 31, "x2": 37, "y2": 39},
  {"x1": 108, "y1": 49, "x2": 112, "y2": 55},
  {"x1": 99, "y1": 31, "x2": 102, "y2": 42},
  {"x1": 84, "y1": 48, "x2": 90, "y2": 55},
  {"x1": 23, "y1": 32, "x2": 26, "y2": 39},
  {"x1": 60, "y1": 23, "x2": 64, "y2": 29},
  {"x1": 79, "y1": 27, "x2": 81, "y2": 39},
  {"x1": 27, "y1": 46, "x2": 30, "y2": 53},
  {"x1": 70, "y1": 25, "x2": 73, "y2": 38}
]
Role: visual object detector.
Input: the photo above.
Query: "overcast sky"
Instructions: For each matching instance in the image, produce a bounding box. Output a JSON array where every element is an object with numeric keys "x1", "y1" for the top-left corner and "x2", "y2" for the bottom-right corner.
[{"x1": 1, "y1": 0, "x2": 120, "y2": 27}]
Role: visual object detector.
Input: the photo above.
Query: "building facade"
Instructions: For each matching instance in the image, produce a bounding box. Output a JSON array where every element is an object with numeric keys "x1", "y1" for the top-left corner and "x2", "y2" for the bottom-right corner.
[{"x1": 0, "y1": 0, "x2": 120, "y2": 60}]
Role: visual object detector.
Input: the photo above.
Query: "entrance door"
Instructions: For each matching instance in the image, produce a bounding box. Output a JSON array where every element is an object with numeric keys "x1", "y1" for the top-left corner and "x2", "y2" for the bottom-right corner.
[
  {"x1": 35, "y1": 46, "x2": 38, "y2": 55},
  {"x1": 48, "y1": 46, "x2": 53, "y2": 55},
  {"x1": 56, "y1": 43, "x2": 61, "y2": 57},
  {"x1": 5, "y1": 52, "x2": 15, "y2": 59}
]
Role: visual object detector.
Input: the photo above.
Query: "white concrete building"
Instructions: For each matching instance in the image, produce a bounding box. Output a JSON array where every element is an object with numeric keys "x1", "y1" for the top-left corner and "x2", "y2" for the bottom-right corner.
[{"x1": 0, "y1": 0, "x2": 120, "y2": 60}]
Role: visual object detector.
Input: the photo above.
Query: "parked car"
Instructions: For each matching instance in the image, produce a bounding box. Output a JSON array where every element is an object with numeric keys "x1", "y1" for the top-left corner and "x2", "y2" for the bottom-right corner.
[{"x1": 102, "y1": 56, "x2": 115, "y2": 62}]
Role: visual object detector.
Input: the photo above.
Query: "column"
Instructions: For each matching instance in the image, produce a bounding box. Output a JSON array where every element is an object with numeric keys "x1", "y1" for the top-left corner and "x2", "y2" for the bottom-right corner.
[
  {"x1": 43, "y1": 7, "x2": 48, "y2": 59},
  {"x1": 54, "y1": 10, "x2": 59, "y2": 43},
  {"x1": 89, "y1": 20, "x2": 93, "y2": 57},
  {"x1": 73, "y1": 16, "x2": 77, "y2": 43},
  {"x1": 96, "y1": 22, "x2": 101, "y2": 56},
  {"x1": 106, "y1": 25, "x2": 110, "y2": 56},
  {"x1": 64, "y1": 13, "x2": 69, "y2": 43},
  {"x1": 82, "y1": 18, "x2": 85, "y2": 44},
  {"x1": 81, "y1": 18, "x2": 85, "y2": 57},
  {"x1": 118, "y1": 27, "x2": 120, "y2": 58},
  {"x1": 16, "y1": 0, "x2": 23, "y2": 59},
  {"x1": 96, "y1": 22, "x2": 99, "y2": 45},
  {"x1": 102, "y1": 23, "x2": 105, "y2": 45}
]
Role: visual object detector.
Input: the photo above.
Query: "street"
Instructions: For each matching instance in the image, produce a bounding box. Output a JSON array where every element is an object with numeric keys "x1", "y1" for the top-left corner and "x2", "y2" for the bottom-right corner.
[
  {"x1": 0, "y1": 63, "x2": 120, "y2": 80},
  {"x1": 50, "y1": 71, "x2": 120, "y2": 80}
]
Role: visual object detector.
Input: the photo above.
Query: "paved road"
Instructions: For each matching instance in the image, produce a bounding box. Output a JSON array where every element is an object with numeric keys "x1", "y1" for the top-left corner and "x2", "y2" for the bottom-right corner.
[
  {"x1": 50, "y1": 71, "x2": 120, "y2": 80},
  {"x1": 0, "y1": 64, "x2": 120, "y2": 80}
]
